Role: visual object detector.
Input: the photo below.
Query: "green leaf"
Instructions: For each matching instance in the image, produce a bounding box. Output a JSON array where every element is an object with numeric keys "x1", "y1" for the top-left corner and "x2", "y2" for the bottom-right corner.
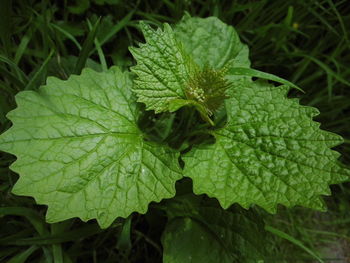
[
  {"x1": 74, "y1": 18, "x2": 101, "y2": 75},
  {"x1": 163, "y1": 217, "x2": 234, "y2": 263},
  {"x1": 129, "y1": 22, "x2": 190, "y2": 113},
  {"x1": 174, "y1": 15, "x2": 250, "y2": 69},
  {"x1": 129, "y1": 17, "x2": 247, "y2": 118},
  {"x1": 0, "y1": 67, "x2": 182, "y2": 228},
  {"x1": 183, "y1": 79, "x2": 349, "y2": 212},
  {"x1": 162, "y1": 194, "x2": 269, "y2": 263}
]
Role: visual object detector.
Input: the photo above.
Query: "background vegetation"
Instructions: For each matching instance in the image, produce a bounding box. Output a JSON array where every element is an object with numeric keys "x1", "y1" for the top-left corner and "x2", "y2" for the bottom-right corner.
[{"x1": 0, "y1": 0, "x2": 349, "y2": 262}]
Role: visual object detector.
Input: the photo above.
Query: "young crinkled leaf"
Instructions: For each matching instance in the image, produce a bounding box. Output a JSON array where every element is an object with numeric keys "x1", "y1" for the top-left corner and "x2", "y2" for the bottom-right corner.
[
  {"x1": 129, "y1": 22, "x2": 190, "y2": 113},
  {"x1": 0, "y1": 67, "x2": 182, "y2": 228},
  {"x1": 183, "y1": 79, "x2": 350, "y2": 212},
  {"x1": 129, "y1": 17, "x2": 249, "y2": 121}
]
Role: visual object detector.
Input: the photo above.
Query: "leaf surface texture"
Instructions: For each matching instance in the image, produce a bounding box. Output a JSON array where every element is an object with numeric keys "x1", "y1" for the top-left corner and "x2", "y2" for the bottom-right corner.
[{"x1": 183, "y1": 79, "x2": 349, "y2": 211}]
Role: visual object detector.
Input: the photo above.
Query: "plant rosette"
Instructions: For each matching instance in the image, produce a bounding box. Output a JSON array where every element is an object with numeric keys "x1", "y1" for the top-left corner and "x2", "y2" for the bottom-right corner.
[{"x1": 0, "y1": 15, "x2": 349, "y2": 262}]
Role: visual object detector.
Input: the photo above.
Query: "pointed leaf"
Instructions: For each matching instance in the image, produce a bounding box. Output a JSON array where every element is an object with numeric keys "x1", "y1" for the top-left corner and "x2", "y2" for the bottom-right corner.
[
  {"x1": 129, "y1": 22, "x2": 190, "y2": 113},
  {"x1": 0, "y1": 67, "x2": 182, "y2": 228}
]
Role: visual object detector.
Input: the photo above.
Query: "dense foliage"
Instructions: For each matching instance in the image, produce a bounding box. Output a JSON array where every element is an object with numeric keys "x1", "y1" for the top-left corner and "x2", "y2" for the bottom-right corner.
[{"x1": 0, "y1": 1, "x2": 349, "y2": 262}]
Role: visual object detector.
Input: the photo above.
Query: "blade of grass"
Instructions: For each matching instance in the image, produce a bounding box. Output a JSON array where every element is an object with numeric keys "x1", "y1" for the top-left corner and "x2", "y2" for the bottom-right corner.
[
  {"x1": 0, "y1": 66, "x2": 25, "y2": 91},
  {"x1": 0, "y1": 229, "x2": 34, "y2": 243},
  {"x1": 14, "y1": 33, "x2": 32, "y2": 65},
  {"x1": 284, "y1": 6, "x2": 294, "y2": 27},
  {"x1": 227, "y1": 67, "x2": 304, "y2": 92},
  {"x1": 98, "y1": 12, "x2": 134, "y2": 47},
  {"x1": 116, "y1": 216, "x2": 132, "y2": 251},
  {"x1": 0, "y1": 0, "x2": 12, "y2": 56},
  {"x1": 0, "y1": 247, "x2": 19, "y2": 260},
  {"x1": 0, "y1": 207, "x2": 48, "y2": 236},
  {"x1": 307, "y1": 6, "x2": 339, "y2": 36},
  {"x1": 0, "y1": 224, "x2": 120, "y2": 246},
  {"x1": 134, "y1": 11, "x2": 174, "y2": 24},
  {"x1": 290, "y1": 53, "x2": 350, "y2": 87},
  {"x1": 0, "y1": 79, "x2": 20, "y2": 95},
  {"x1": 74, "y1": 18, "x2": 100, "y2": 75},
  {"x1": 50, "y1": 23, "x2": 82, "y2": 51},
  {"x1": 302, "y1": 228, "x2": 350, "y2": 242},
  {"x1": 25, "y1": 49, "x2": 54, "y2": 90},
  {"x1": 324, "y1": 0, "x2": 349, "y2": 44},
  {"x1": 51, "y1": 224, "x2": 63, "y2": 263},
  {"x1": 0, "y1": 55, "x2": 28, "y2": 83},
  {"x1": 87, "y1": 19, "x2": 107, "y2": 72},
  {"x1": 7, "y1": 246, "x2": 39, "y2": 263},
  {"x1": 265, "y1": 225, "x2": 324, "y2": 263}
]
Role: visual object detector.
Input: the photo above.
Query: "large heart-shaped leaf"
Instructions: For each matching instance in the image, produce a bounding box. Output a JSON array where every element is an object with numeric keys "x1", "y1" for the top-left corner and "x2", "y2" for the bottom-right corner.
[
  {"x1": 0, "y1": 67, "x2": 182, "y2": 228},
  {"x1": 183, "y1": 79, "x2": 349, "y2": 212}
]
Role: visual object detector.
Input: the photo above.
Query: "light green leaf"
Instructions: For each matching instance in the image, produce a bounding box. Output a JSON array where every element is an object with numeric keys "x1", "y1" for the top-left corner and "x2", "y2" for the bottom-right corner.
[
  {"x1": 0, "y1": 67, "x2": 182, "y2": 228},
  {"x1": 162, "y1": 194, "x2": 269, "y2": 263},
  {"x1": 129, "y1": 22, "x2": 190, "y2": 113},
  {"x1": 174, "y1": 15, "x2": 250, "y2": 69},
  {"x1": 183, "y1": 79, "x2": 349, "y2": 212}
]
